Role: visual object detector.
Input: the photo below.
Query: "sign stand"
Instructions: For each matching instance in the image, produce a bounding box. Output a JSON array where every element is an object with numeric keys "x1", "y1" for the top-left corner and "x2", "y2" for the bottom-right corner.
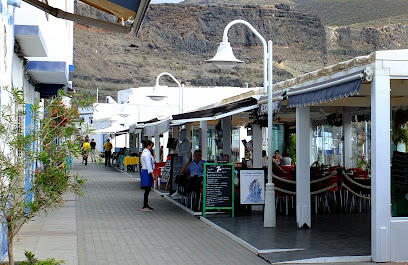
[{"x1": 203, "y1": 163, "x2": 235, "y2": 217}]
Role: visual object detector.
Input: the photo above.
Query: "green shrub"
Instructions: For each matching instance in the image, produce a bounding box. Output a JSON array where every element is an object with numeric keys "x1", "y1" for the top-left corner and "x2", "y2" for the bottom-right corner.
[{"x1": 20, "y1": 251, "x2": 64, "y2": 265}]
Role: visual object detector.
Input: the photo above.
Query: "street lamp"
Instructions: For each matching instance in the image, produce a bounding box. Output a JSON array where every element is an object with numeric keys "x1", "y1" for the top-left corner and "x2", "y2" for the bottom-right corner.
[
  {"x1": 147, "y1": 72, "x2": 184, "y2": 114},
  {"x1": 207, "y1": 19, "x2": 276, "y2": 227}
]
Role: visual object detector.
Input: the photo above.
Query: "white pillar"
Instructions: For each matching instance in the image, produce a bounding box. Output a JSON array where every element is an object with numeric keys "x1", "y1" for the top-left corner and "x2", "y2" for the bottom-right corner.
[
  {"x1": 239, "y1": 126, "x2": 247, "y2": 162},
  {"x1": 296, "y1": 106, "x2": 311, "y2": 228},
  {"x1": 252, "y1": 124, "x2": 263, "y2": 168},
  {"x1": 185, "y1": 124, "x2": 191, "y2": 142},
  {"x1": 343, "y1": 111, "x2": 353, "y2": 168},
  {"x1": 173, "y1": 126, "x2": 179, "y2": 140},
  {"x1": 163, "y1": 131, "x2": 169, "y2": 162},
  {"x1": 136, "y1": 132, "x2": 141, "y2": 153},
  {"x1": 154, "y1": 135, "x2": 160, "y2": 163},
  {"x1": 222, "y1": 117, "x2": 232, "y2": 157},
  {"x1": 200, "y1": 121, "x2": 208, "y2": 160},
  {"x1": 371, "y1": 62, "x2": 391, "y2": 262}
]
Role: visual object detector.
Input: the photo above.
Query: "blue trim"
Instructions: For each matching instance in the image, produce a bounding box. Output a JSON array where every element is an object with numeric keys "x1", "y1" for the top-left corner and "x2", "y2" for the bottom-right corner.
[
  {"x1": 0, "y1": 223, "x2": 7, "y2": 262},
  {"x1": 24, "y1": 104, "x2": 34, "y2": 208},
  {"x1": 8, "y1": 9, "x2": 13, "y2": 26},
  {"x1": 27, "y1": 61, "x2": 66, "y2": 72},
  {"x1": 287, "y1": 79, "x2": 362, "y2": 108},
  {"x1": 69, "y1": 64, "x2": 74, "y2": 81},
  {"x1": 14, "y1": 25, "x2": 48, "y2": 55},
  {"x1": 27, "y1": 61, "x2": 68, "y2": 84}
]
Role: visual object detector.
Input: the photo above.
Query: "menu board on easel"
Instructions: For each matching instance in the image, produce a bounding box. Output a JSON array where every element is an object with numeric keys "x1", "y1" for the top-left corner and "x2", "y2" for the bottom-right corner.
[
  {"x1": 203, "y1": 163, "x2": 234, "y2": 217},
  {"x1": 169, "y1": 155, "x2": 184, "y2": 193},
  {"x1": 161, "y1": 159, "x2": 171, "y2": 183}
]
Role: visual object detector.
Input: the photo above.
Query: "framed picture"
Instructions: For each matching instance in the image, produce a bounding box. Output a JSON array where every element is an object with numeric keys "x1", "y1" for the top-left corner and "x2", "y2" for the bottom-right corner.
[{"x1": 240, "y1": 169, "x2": 265, "y2": 204}]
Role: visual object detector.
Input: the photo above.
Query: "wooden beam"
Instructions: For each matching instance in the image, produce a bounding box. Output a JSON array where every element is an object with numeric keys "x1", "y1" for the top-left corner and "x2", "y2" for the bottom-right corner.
[
  {"x1": 22, "y1": 0, "x2": 131, "y2": 33},
  {"x1": 131, "y1": 0, "x2": 150, "y2": 36},
  {"x1": 80, "y1": 0, "x2": 136, "y2": 22}
]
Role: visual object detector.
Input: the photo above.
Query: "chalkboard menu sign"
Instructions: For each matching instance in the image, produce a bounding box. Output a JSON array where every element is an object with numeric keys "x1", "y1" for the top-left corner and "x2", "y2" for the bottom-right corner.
[
  {"x1": 171, "y1": 155, "x2": 184, "y2": 190},
  {"x1": 203, "y1": 163, "x2": 235, "y2": 217},
  {"x1": 161, "y1": 159, "x2": 171, "y2": 183}
]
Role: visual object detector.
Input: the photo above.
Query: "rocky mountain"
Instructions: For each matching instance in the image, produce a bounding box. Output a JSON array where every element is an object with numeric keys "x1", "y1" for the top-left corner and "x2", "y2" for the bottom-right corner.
[{"x1": 73, "y1": 2, "x2": 408, "y2": 100}]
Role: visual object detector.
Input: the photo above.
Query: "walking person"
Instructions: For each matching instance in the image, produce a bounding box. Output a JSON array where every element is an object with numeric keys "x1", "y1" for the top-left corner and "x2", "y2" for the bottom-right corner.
[
  {"x1": 82, "y1": 139, "x2": 91, "y2": 166},
  {"x1": 104, "y1": 139, "x2": 113, "y2": 166},
  {"x1": 140, "y1": 140, "x2": 156, "y2": 212},
  {"x1": 90, "y1": 139, "x2": 97, "y2": 162}
]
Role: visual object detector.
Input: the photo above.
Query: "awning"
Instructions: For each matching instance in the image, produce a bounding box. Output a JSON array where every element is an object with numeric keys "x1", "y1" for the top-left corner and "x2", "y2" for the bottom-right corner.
[
  {"x1": 93, "y1": 123, "x2": 126, "y2": 134},
  {"x1": 115, "y1": 129, "x2": 129, "y2": 136},
  {"x1": 171, "y1": 97, "x2": 259, "y2": 125},
  {"x1": 128, "y1": 124, "x2": 143, "y2": 134},
  {"x1": 22, "y1": 0, "x2": 150, "y2": 34},
  {"x1": 287, "y1": 72, "x2": 363, "y2": 108},
  {"x1": 142, "y1": 118, "x2": 171, "y2": 136},
  {"x1": 257, "y1": 91, "x2": 286, "y2": 115}
]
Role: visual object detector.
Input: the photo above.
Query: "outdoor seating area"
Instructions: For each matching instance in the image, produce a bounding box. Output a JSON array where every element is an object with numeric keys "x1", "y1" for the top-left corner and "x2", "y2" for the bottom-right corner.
[{"x1": 81, "y1": 49, "x2": 408, "y2": 262}]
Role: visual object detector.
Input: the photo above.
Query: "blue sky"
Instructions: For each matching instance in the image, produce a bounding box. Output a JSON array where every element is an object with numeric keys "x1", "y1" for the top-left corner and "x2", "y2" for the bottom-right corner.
[{"x1": 150, "y1": 0, "x2": 183, "y2": 3}]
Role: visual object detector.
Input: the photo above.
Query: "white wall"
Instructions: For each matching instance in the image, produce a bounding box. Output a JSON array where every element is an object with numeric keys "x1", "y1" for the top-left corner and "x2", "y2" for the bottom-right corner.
[
  {"x1": 14, "y1": 0, "x2": 74, "y2": 70},
  {"x1": 123, "y1": 86, "x2": 257, "y2": 123},
  {"x1": 0, "y1": 3, "x2": 14, "y2": 93}
]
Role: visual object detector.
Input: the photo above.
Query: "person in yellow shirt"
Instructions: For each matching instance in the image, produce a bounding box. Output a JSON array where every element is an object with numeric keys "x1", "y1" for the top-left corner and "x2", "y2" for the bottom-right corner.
[
  {"x1": 82, "y1": 139, "x2": 91, "y2": 166},
  {"x1": 104, "y1": 139, "x2": 113, "y2": 166}
]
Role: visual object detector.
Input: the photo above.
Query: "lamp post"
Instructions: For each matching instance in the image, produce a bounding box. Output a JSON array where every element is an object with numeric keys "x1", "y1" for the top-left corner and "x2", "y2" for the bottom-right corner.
[
  {"x1": 147, "y1": 72, "x2": 184, "y2": 114},
  {"x1": 207, "y1": 19, "x2": 276, "y2": 227}
]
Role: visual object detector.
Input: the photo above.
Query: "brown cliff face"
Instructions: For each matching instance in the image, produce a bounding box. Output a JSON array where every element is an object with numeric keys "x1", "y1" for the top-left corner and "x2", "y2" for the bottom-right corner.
[{"x1": 73, "y1": 3, "x2": 408, "y2": 100}]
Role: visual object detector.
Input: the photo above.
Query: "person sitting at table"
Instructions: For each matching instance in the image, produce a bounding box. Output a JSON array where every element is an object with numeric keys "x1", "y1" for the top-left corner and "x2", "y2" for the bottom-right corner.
[
  {"x1": 281, "y1": 151, "x2": 292, "y2": 166},
  {"x1": 272, "y1": 149, "x2": 282, "y2": 165},
  {"x1": 181, "y1": 150, "x2": 206, "y2": 209},
  {"x1": 262, "y1": 150, "x2": 268, "y2": 169},
  {"x1": 218, "y1": 153, "x2": 230, "y2": 163}
]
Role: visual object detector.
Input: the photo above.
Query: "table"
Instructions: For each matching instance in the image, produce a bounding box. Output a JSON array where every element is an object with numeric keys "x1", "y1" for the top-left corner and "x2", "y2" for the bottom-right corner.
[{"x1": 124, "y1": 156, "x2": 139, "y2": 171}]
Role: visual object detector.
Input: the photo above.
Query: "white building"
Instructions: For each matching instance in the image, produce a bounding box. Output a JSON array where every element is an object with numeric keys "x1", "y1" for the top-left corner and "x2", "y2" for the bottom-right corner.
[
  {"x1": 0, "y1": 0, "x2": 74, "y2": 261},
  {"x1": 86, "y1": 85, "x2": 258, "y2": 153}
]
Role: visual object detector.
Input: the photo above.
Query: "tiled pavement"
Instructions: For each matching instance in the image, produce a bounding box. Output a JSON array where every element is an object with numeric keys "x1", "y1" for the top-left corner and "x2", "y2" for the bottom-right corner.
[
  {"x1": 10, "y1": 160, "x2": 406, "y2": 265},
  {"x1": 13, "y1": 160, "x2": 268, "y2": 265}
]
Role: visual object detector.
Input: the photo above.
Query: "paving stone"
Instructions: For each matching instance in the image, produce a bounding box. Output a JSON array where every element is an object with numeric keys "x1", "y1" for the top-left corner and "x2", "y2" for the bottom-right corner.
[{"x1": 11, "y1": 160, "x2": 404, "y2": 265}]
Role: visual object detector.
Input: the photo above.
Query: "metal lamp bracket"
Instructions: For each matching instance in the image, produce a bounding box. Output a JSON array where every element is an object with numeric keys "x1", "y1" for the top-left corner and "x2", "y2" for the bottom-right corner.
[{"x1": 364, "y1": 67, "x2": 374, "y2": 82}]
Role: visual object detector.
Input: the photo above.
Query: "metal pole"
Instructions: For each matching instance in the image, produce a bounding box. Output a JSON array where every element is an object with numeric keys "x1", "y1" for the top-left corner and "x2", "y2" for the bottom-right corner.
[
  {"x1": 222, "y1": 20, "x2": 275, "y2": 227},
  {"x1": 180, "y1": 84, "x2": 184, "y2": 114},
  {"x1": 264, "y1": 40, "x2": 276, "y2": 227},
  {"x1": 222, "y1": 20, "x2": 267, "y2": 94},
  {"x1": 156, "y1": 72, "x2": 183, "y2": 114}
]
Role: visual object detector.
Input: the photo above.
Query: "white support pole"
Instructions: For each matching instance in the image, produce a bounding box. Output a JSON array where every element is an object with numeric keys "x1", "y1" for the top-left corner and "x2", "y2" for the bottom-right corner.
[
  {"x1": 180, "y1": 84, "x2": 184, "y2": 113},
  {"x1": 222, "y1": 117, "x2": 232, "y2": 157},
  {"x1": 239, "y1": 126, "x2": 247, "y2": 162},
  {"x1": 154, "y1": 135, "x2": 160, "y2": 163},
  {"x1": 163, "y1": 131, "x2": 169, "y2": 162},
  {"x1": 296, "y1": 106, "x2": 311, "y2": 228},
  {"x1": 343, "y1": 111, "x2": 353, "y2": 168},
  {"x1": 252, "y1": 124, "x2": 263, "y2": 168},
  {"x1": 200, "y1": 121, "x2": 208, "y2": 160},
  {"x1": 371, "y1": 61, "x2": 391, "y2": 262},
  {"x1": 264, "y1": 40, "x2": 276, "y2": 228}
]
